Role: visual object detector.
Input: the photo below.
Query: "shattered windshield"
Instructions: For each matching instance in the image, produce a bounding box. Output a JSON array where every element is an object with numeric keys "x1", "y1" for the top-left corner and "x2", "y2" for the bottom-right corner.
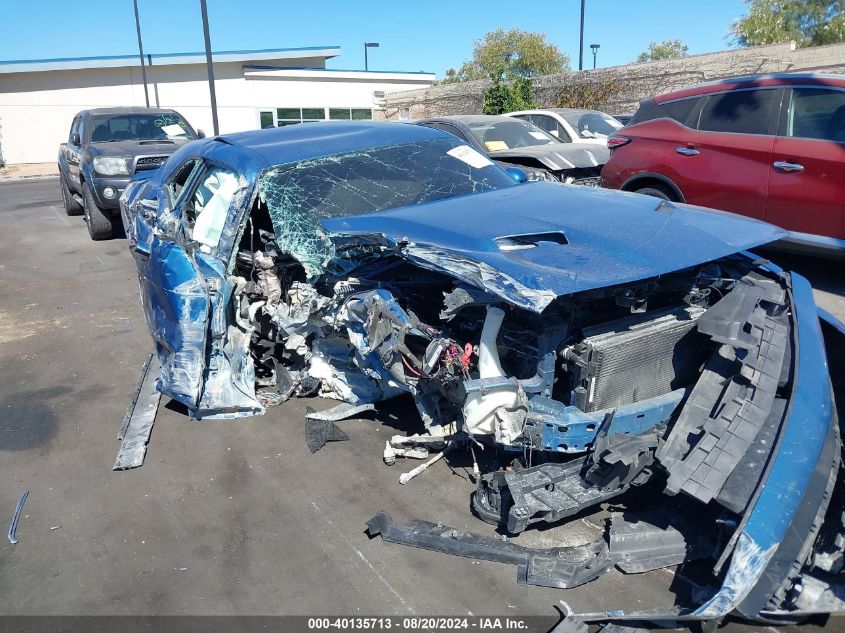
[
  {"x1": 466, "y1": 120, "x2": 557, "y2": 152},
  {"x1": 257, "y1": 137, "x2": 516, "y2": 277}
]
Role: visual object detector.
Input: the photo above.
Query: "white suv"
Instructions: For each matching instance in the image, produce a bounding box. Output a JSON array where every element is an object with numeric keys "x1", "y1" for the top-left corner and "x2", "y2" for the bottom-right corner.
[{"x1": 506, "y1": 109, "x2": 623, "y2": 145}]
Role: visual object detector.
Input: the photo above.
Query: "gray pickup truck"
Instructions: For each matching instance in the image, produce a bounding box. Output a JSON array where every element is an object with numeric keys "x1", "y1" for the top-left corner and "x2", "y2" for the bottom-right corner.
[{"x1": 58, "y1": 107, "x2": 204, "y2": 240}]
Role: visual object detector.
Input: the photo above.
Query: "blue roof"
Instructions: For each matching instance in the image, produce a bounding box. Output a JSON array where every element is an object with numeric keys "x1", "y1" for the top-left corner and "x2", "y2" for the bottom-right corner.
[{"x1": 215, "y1": 121, "x2": 450, "y2": 167}]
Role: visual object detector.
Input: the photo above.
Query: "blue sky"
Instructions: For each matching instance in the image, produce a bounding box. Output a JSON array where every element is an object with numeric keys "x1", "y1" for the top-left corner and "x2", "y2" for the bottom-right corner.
[{"x1": 0, "y1": 0, "x2": 748, "y2": 77}]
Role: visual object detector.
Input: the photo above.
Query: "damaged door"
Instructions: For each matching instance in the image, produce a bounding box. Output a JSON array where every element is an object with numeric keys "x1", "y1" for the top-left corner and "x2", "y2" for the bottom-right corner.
[
  {"x1": 132, "y1": 158, "x2": 210, "y2": 408},
  {"x1": 181, "y1": 161, "x2": 264, "y2": 419},
  {"x1": 130, "y1": 151, "x2": 264, "y2": 418}
]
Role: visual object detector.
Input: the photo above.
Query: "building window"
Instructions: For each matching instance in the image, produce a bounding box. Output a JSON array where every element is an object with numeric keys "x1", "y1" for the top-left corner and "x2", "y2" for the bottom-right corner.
[
  {"x1": 259, "y1": 107, "x2": 372, "y2": 128},
  {"x1": 273, "y1": 107, "x2": 326, "y2": 127},
  {"x1": 329, "y1": 108, "x2": 373, "y2": 121}
]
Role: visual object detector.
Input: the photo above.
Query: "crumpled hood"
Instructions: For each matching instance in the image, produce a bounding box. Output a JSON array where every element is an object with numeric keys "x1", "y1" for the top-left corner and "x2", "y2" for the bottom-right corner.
[
  {"x1": 490, "y1": 142, "x2": 609, "y2": 171},
  {"x1": 322, "y1": 183, "x2": 786, "y2": 312}
]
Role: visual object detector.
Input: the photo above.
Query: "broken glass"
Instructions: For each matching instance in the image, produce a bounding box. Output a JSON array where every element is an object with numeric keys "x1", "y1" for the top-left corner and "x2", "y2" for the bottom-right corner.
[{"x1": 257, "y1": 138, "x2": 516, "y2": 278}]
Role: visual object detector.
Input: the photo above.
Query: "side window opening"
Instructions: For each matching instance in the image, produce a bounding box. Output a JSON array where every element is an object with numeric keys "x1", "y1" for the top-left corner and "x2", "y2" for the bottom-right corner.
[
  {"x1": 166, "y1": 159, "x2": 201, "y2": 207},
  {"x1": 530, "y1": 115, "x2": 570, "y2": 141},
  {"x1": 183, "y1": 166, "x2": 240, "y2": 249},
  {"x1": 555, "y1": 122, "x2": 572, "y2": 143},
  {"x1": 69, "y1": 117, "x2": 80, "y2": 143},
  {"x1": 439, "y1": 123, "x2": 470, "y2": 143},
  {"x1": 787, "y1": 88, "x2": 845, "y2": 142},
  {"x1": 658, "y1": 98, "x2": 699, "y2": 127},
  {"x1": 697, "y1": 89, "x2": 778, "y2": 135}
]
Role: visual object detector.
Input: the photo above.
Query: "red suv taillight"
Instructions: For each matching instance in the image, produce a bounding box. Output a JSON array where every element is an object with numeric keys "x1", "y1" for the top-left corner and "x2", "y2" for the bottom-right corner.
[{"x1": 607, "y1": 135, "x2": 631, "y2": 150}]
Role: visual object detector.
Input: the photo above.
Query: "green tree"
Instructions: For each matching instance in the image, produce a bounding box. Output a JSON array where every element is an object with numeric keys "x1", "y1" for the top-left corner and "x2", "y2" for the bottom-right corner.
[
  {"x1": 439, "y1": 68, "x2": 460, "y2": 85},
  {"x1": 636, "y1": 39, "x2": 689, "y2": 62},
  {"x1": 482, "y1": 69, "x2": 538, "y2": 114},
  {"x1": 449, "y1": 28, "x2": 569, "y2": 82},
  {"x1": 731, "y1": 0, "x2": 845, "y2": 47}
]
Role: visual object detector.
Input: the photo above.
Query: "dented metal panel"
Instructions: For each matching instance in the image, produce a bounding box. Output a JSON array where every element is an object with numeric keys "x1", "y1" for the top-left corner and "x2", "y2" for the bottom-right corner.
[
  {"x1": 322, "y1": 183, "x2": 786, "y2": 306},
  {"x1": 120, "y1": 122, "x2": 842, "y2": 624}
]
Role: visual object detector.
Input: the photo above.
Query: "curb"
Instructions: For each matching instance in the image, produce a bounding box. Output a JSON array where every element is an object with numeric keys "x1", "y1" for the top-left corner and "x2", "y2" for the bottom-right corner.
[{"x1": 0, "y1": 174, "x2": 59, "y2": 183}]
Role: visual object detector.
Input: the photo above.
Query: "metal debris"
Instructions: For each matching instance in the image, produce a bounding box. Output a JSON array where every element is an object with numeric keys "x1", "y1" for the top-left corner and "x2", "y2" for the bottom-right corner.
[
  {"x1": 8, "y1": 490, "x2": 29, "y2": 544},
  {"x1": 305, "y1": 415, "x2": 350, "y2": 454},
  {"x1": 366, "y1": 512, "x2": 611, "y2": 590},
  {"x1": 114, "y1": 354, "x2": 161, "y2": 470}
]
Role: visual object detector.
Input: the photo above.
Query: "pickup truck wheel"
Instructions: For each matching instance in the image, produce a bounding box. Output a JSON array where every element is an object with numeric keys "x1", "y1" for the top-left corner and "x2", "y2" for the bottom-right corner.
[
  {"x1": 60, "y1": 177, "x2": 84, "y2": 216},
  {"x1": 83, "y1": 183, "x2": 115, "y2": 240}
]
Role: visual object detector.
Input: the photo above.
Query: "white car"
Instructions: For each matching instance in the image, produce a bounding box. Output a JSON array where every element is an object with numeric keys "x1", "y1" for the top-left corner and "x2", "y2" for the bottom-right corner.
[{"x1": 506, "y1": 108, "x2": 624, "y2": 145}]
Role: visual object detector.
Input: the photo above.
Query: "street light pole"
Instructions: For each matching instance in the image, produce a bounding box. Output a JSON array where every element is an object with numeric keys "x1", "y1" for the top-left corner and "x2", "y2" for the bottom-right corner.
[
  {"x1": 590, "y1": 43, "x2": 600, "y2": 69},
  {"x1": 364, "y1": 42, "x2": 379, "y2": 71},
  {"x1": 133, "y1": 0, "x2": 149, "y2": 107},
  {"x1": 199, "y1": 0, "x2": 219, "y2": 136},
  {"x1": 578, "y1": 0, "x2": 585, "y2": 71}
]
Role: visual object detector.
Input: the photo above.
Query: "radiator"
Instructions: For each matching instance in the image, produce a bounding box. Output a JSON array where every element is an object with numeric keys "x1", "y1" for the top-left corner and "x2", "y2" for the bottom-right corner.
[{"x1": 565, "y1": 306, "x2": 708, "y2": 412}]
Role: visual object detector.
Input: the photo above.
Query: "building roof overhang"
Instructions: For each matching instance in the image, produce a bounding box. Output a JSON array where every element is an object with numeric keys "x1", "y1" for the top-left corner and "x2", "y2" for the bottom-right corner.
[{"x1": 0, "y1": 46, "x2": 341, "y2": 74}]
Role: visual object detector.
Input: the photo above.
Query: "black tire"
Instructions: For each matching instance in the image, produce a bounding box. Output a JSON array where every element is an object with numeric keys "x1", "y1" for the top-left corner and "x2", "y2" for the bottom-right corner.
[
  {"x1": 83, "y1": 182, "x2": 115, "y2": 240},
  {"x1": 60, "y1": 176, "x2": 84, "y2": 216},
  {"x1": 633, "y1": 183, "x2": 677, "y2": 201}
]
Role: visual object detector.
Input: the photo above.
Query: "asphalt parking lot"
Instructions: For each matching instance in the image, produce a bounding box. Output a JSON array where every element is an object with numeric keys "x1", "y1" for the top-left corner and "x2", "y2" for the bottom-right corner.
[{"x1": 0, "y1": 178, "x2": 841, "y2": 631}]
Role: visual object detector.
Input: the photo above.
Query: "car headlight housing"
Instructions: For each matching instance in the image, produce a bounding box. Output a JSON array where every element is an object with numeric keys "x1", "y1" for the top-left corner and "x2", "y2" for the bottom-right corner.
[{"x1": 93, "y1": 157, "x2": 129, "y2": 176}]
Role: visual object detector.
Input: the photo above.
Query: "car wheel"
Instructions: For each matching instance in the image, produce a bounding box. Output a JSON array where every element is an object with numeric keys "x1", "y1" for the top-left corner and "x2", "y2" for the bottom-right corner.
[
  {"x1": 60, "y1": 177, "x2": 84, "y2": 216},
  {"x1": 83, "y1": 182, "x2": 115, "y2": 240},
  {"x1": 633, "y1": 183, "x2": 676, "y2": 201}
]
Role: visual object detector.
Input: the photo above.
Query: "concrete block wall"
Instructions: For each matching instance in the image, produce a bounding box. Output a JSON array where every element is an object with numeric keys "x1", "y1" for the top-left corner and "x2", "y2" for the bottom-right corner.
[{"x1": 380, "y1": 41, "x2": 845, "y2": 120}]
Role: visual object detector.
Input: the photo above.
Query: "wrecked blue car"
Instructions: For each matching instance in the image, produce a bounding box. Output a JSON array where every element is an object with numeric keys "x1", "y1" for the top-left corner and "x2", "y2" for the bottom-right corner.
[{"x1": 121, "y1": 122, "x2": 844, "y2": 624}]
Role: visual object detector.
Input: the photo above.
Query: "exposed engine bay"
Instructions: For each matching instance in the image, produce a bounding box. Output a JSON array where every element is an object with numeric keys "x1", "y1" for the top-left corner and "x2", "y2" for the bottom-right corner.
[
  {"x1": 210, "y1": 199, "x2": 845, "y2": 621},
  {"x1": 118, "y1": 125, "x2": 844, "y2": 627},
  {"x1": 232, "y1": 201, "x2": 740, "y2": 441}
]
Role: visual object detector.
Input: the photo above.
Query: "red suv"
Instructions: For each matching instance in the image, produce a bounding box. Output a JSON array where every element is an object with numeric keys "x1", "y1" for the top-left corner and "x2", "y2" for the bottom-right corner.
[{"x1": 601, "y1": 74, "x2": 845, "y2": 251}]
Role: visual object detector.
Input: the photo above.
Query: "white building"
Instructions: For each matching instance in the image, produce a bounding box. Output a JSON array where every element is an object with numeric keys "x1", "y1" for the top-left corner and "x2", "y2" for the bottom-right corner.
[{"x1": 0, "y1": 46, "x2": 434, "y2": 165}]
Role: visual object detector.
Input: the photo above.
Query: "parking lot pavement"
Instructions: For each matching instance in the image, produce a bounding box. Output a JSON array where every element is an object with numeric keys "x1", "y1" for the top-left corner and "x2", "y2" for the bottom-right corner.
[
  {"x1": 756, "y1": 246, "x2": 845, "y2": 324},
  {"x1": 0, "y1": 179, "x2": 840, "y2": 630}
]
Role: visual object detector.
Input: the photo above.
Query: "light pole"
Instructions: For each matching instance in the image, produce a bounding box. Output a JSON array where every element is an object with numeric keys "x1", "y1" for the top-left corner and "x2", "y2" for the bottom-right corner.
[
  {"x1": 364, "y1": 42, "x2": 379, "y2": 71},
  {"x1": 200, "y1": 0, "x2": 219, "y2": 136},
  {"x1": 578, "y1": 0, "x2": 585, "y2": 70},
  {"x1": 590, "y1": 43, "x2": 600, "y2": 69},
  {"x1": 133, "y1": 0, "x2": 149, "y2": 107}
]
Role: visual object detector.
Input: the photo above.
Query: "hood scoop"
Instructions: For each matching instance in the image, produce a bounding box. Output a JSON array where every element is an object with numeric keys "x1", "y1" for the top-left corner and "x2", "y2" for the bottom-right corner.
[
  {"x1": 495, "y1": 231, "x2": 569, "y2": 251},
  {"x1": 139, "y1": 140, "x2": 175, "y2": 145}
]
